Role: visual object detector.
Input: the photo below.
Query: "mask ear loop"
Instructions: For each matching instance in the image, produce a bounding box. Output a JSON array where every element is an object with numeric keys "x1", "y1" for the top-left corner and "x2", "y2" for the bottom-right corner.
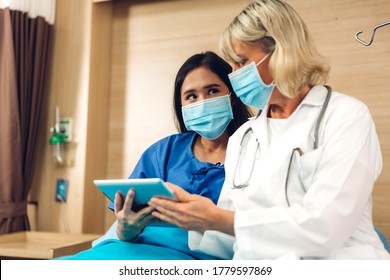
[
  {"x1": 255, "y1": 52, "x2": 272, "y2": 66},
  {"x1": 255, "y1": 52, "x2": 275, "y2": 89},
  {"x1": 254, "y1": 52, "x2": 274, "y2": 119},
  {"x1": 256, "y1": 109, "x2": 262, "y2": 119}
]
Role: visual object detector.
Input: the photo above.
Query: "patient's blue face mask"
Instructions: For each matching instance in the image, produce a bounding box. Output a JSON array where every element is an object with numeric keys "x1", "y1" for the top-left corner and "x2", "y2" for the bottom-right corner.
[
  {"x1": 182, "y1": 94, "x2": 233, "y2": 140},
  {"x1": 228, "y1": 53, "x2": 274, "y2": 110}
]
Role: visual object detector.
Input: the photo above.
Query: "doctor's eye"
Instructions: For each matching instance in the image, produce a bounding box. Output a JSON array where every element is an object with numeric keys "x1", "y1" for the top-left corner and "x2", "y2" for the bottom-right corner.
[
  {"x1": 239, "y1": 61, "x2": 247, "y2": 67},
  {"x1": 236, "y1": 58, "x2": 247, "y2": 67}
]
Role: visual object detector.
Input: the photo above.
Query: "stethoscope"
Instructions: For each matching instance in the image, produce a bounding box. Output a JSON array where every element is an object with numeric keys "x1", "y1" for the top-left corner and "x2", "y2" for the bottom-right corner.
[{"x1": 232, "y1": 86, "x2": 332, "y2": 205}]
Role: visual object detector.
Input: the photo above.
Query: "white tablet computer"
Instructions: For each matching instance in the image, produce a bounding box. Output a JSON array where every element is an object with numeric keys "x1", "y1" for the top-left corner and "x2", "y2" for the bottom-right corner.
[
  {"x1": 94, "y1": 178, "x2": 176, "y2": 207},
  {"x1": 94, "y1": 178, "x2": 177, "y2": 227}
]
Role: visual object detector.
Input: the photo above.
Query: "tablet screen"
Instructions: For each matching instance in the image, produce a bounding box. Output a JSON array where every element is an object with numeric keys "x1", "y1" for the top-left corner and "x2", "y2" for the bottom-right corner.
[
  {"x1": 94, "y1": 178, "x2": 176, "y2": 208},
  {"x1": 94, "y1": 178, "x2": 177, "y2": 227}
]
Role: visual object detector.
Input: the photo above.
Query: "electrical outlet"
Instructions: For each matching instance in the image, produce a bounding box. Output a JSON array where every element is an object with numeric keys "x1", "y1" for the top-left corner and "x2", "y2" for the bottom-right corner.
[{"x1": 56, "y1": 179, "x2": 68, "y2": 202}]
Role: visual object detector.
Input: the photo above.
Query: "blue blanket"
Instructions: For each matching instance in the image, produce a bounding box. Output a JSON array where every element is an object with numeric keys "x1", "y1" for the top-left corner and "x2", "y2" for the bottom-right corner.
[{"x1": 56, "y1": 226, "x2": 222, "y2": 260}]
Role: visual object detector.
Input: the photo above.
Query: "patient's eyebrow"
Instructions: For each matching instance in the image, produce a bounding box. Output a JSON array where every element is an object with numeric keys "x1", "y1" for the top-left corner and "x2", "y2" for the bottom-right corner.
[
  {"x1": 203, "y1": 83, "x2": 222, "y2": 90},
  {"x1": 182, "y1": 83, "x2": 222, "y2": 96},
  {"x1": 183, "y1": 88, "x2": 196, "y2": 95}
]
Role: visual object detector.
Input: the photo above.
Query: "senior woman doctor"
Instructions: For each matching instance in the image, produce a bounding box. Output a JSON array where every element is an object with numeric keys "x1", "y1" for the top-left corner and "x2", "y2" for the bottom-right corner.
[{"x1": 149, "y1": 0, "x2": 390, "y2": 260}]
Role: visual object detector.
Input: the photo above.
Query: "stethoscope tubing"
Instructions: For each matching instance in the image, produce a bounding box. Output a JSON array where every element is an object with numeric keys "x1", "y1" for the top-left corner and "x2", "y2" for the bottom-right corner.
[{"x1": 232, "y1": 86, "x2": 332, "y2": 206}]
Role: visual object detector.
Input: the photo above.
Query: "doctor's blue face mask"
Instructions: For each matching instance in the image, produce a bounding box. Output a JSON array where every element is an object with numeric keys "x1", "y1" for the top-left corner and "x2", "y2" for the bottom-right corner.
[
  {"x1": 228, "y1": 53, "x2": 275, "y2": 110},
  {"x1": 182, "y1": 94, "x2": 233, "y2": 140}
]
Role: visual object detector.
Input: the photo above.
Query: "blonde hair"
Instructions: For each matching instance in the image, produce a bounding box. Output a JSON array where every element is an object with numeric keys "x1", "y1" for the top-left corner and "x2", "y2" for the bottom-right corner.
[{"x1": 220, "y1": 0, "x2": 330, "y2": 98}]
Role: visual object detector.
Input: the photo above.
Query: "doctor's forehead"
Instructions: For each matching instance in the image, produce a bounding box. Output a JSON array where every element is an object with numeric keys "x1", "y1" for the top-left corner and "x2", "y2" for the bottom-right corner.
[{"x1": 181, "y1": 67, "x2": 225, "y2": 93}]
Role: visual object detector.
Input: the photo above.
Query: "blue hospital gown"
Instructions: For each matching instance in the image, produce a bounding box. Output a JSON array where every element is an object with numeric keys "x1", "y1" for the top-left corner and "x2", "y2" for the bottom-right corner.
[{"x1": 58, "y1": 132, "x2": 225, "y2": 260}]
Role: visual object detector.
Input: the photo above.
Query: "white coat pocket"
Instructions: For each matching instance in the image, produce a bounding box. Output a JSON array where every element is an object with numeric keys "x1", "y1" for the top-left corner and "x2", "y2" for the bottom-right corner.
[{"x1": 295, "y1": 146, "x2": 323, "y2": 193}]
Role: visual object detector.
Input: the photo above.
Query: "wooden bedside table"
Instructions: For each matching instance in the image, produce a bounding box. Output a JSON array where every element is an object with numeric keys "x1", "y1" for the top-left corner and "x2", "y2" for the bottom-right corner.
[{"x1": 0, "y1": 231, "x2": 100, "y2": 259}]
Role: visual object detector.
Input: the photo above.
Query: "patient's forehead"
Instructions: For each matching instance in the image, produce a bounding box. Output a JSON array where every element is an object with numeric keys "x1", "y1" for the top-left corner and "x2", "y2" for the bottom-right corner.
[{"x1": 181, "y1": 67, "x2": 225, "y2": 93}]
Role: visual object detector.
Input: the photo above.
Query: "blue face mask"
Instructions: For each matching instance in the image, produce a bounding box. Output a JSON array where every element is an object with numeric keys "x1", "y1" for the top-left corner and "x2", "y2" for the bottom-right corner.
[
  {"x1": 228, "y1": 53, "x2": 275, "y2": 110},
  {"x1": 182, "y1": 94, "x2": 233, "y2": 140}
]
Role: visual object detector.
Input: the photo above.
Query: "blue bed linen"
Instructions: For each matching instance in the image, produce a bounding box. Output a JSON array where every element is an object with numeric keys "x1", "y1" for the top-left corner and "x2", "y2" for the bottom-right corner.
[
  {"x1": 60, "y1": 239, "x2": 196, "y2": 260},
  {"x1": 56, "y1": 132, "x2": 225, "y2": 260},
  {"x1": 59, "y1": 227, "x2": 220, "y2": 260}
]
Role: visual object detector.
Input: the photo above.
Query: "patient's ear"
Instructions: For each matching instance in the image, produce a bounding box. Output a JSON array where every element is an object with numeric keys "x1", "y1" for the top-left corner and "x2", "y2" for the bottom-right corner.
[{"x1": 230, "y1": 93, "x2": 237, "y2": 106}]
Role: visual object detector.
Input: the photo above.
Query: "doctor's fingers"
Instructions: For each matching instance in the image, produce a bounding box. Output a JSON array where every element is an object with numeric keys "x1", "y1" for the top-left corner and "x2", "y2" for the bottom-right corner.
[
  {"x1": 149, "y1": 195, "x2": 208, "y2": 218},
  {"x1": 149, "y1": 200, "x2": 192, "y2": 227},
  {"x1": 151, "y1": 208, "x2": 183, "y2": 228},
  {"x1": 148, "y1": 196, "x2": 180, "y2": 212},
  {"x1": 165, "y1": 182, "x2": 192, "y2": 201},
  {"x1": 151, "y1": 206, "x2": 203, "y2": 231}
]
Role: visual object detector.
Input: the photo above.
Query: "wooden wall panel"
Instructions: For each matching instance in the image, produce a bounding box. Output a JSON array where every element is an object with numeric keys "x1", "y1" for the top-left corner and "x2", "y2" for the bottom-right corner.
[
  {"x1": 30, "y1": 0, "x2": 93, "y2": 233},
  {"x1": 82, "y1": 1, "x2": 113, "y2": 234}
]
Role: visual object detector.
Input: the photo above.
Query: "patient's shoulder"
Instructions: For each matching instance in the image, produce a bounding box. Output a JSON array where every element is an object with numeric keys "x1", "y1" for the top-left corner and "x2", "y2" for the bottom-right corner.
[{"x1": 154, "y1": 132, "x2": 195, "y2": 146}]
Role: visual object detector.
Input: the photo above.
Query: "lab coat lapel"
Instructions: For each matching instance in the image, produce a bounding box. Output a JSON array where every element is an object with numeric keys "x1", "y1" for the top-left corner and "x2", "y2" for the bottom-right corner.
[
  {"x1": 242, "y1": 86, "x2": 329, "y2": 177},
  {"x1": 265, "y1": 86, "x2": 329, "y2": 155},
  {"x1": 249, "y1": 105, "x2": 303, "y2": 158}
]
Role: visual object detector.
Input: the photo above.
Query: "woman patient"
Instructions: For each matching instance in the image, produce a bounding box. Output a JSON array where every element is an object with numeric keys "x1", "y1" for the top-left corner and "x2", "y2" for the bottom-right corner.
[{"x1": 56, "y1": 51, "x2": 252, "y2": 260}]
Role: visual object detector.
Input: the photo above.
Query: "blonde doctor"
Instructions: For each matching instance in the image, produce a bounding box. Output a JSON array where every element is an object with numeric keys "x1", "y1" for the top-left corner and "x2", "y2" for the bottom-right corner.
[{"x1": 149, "y1": 0, "x2": 390, "y2": 259}]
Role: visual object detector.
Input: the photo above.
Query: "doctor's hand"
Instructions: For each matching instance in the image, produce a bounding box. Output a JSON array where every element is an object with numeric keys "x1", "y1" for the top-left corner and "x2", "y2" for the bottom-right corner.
[
  {"x1": 148, "y1": 182, "x2": 235, "y2": 235},
  {"x1": 114, "y1": 189, "x2": 157, "y2": 242}
]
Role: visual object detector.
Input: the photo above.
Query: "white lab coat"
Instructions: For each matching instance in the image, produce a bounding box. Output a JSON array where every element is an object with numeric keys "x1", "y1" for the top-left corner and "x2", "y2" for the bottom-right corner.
[{"x1": 189, "y1": 86, "x2": 390, "y2": 259}]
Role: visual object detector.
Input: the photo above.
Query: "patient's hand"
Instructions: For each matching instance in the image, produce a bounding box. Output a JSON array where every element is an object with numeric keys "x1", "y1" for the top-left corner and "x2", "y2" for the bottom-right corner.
[{"x1": 114, "y1": 189, "x2": 157, "y2": 242}]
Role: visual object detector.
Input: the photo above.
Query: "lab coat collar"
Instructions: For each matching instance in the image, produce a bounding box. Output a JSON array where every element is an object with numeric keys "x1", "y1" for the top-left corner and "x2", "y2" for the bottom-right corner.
[
  {"x1": 249, "y1": 107, "x2": 270, "y2": 152},
  {"x1": 247, "y1": 85, "x2": 329, "y2": 151},
  {"x1": 300, "y1": 85, "x2": 329, "y2": 107}
]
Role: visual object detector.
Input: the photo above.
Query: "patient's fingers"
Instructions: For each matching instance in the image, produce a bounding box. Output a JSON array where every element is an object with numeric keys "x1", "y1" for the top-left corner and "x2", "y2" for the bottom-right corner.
[
  {"x1": 130, "y1": 206, "x2": 156, "y2": 229},
  {"x1": 139, "y1": 210, "x2": 159, "y2": 226},
  {"x1": 123, "y1": 188, "x2": 136, "y2": 216},
  {"x1": 137, "y1": 205, "x2": 155, "y2": 219},
  {"x1": 114, "y1": 192, "x2": 124, "y2": 214}
]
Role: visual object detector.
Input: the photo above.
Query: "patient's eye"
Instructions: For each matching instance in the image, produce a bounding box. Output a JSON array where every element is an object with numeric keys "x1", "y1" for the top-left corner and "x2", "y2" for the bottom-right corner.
[
  {"x1": 185, "y1": 93, "x2": 197, "y2": 101},
  {"x1": 208, "y1": 88, "x2": 220, "y2": 95}
]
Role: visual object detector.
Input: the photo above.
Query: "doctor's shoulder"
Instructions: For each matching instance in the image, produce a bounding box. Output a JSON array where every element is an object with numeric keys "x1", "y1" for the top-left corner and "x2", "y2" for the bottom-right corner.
[
  {"x1": 226, "y1": 120, "x2": 253, "y2": 152},
  {"x1": 326, "y1": 91, "x2": 373, "y2": 122},
  {"x1": 318, "y1": 90, "x2": 378, "y2": 145},
  {"x1": 229, "y1": 119, "x2": 252, "y2": 139}
]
